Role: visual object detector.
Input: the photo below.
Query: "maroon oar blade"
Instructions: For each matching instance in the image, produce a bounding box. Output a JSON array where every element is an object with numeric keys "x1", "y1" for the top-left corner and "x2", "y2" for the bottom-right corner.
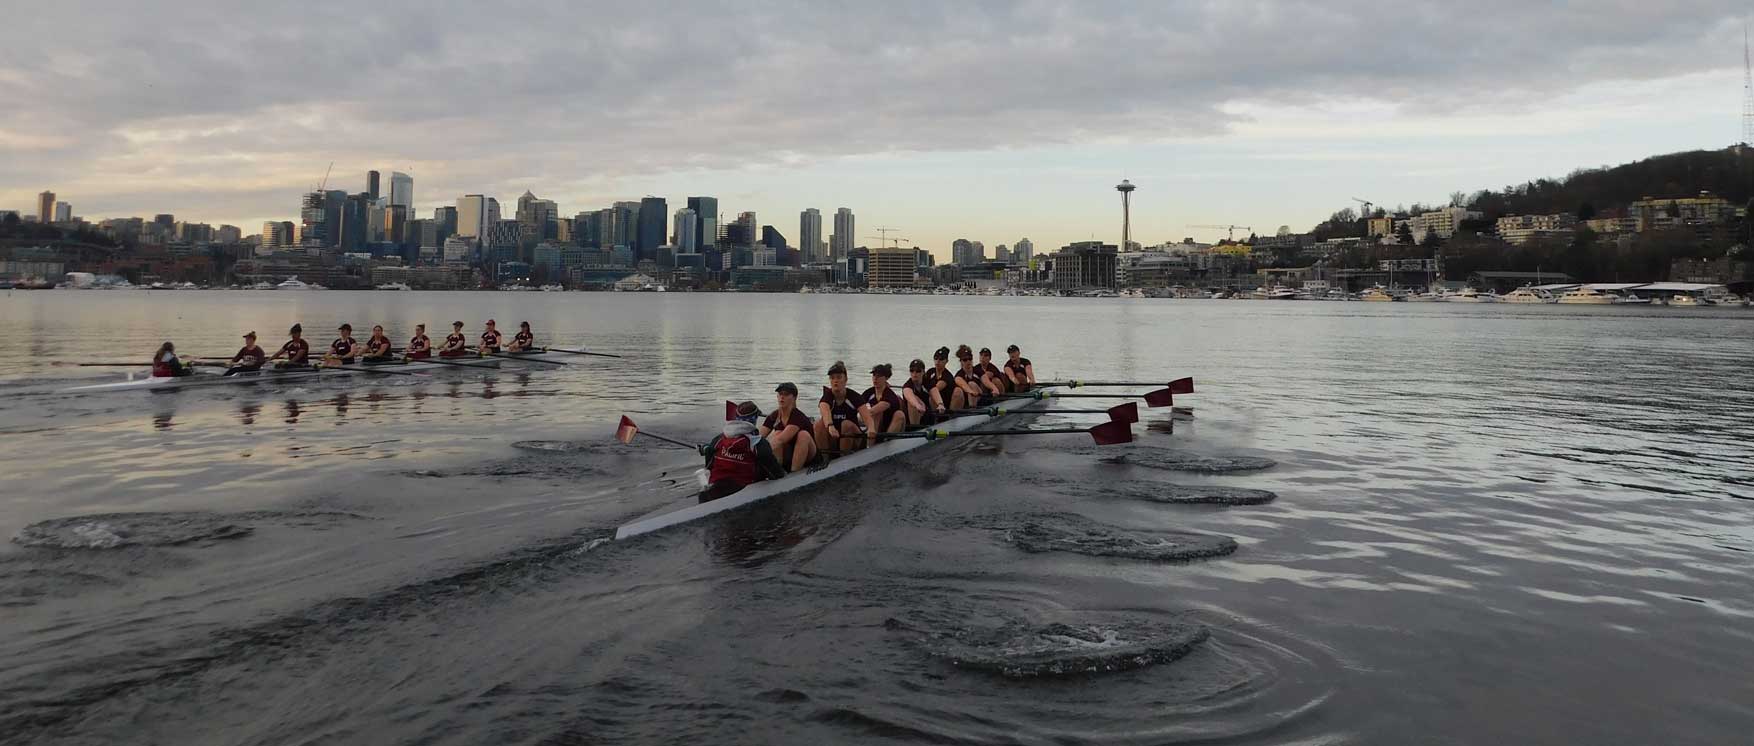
[
  {"x1": 1142, "y1": 388, "x2": 1175, "y2": 408},
  {"x1": 1168, "y1": 377, "x2": 1194, "y2": 395},
  {"x1": 1107, "y1": 402, "x2": 1139, "y2": 424},
  {"x1": 615, "y1": 416, "x2": 639, "y2": 444},
  {"x1": 724, "y1": 400, "x2": 738, "y2": 421},
  {"x1": 1089, "y1": 420, "x2": 1133, "y2": 445}
]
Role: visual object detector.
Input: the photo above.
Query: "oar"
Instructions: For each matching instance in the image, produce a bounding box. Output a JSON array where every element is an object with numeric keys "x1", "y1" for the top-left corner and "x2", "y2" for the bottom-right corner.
[
  {"x1": 614, "y1": 416, "x2": 698, "y2": 450},
  {"x1": 324, "y1": 363, "x2": 425, "y2": 377},
  {"x1": 998, "y1": 388, "x2": 1177, "y2": 407},
  {"x1": 1036, "y1": 377, "x2": 1195, "y2": 394},
  {"x1": 405, "y1": 355, "x2": 497, "y2": 369},
  {"x1": 544, "y1": 346, "x2": 622, "y2": 359},
  {"x1": 947, "y1": 402, "x2": 1138, "y2": 424},
  {"x1": 469, "y1": 348, "x2": 570, "y2": 365},
  {"x1": 881, "y1": 420, "x2": 1132, "y2": 445}
]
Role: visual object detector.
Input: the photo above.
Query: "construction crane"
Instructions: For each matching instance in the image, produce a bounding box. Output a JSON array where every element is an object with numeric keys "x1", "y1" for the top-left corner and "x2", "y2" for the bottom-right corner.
[
  {"x1": 315, "y1": 161, "x2": 333, "y2": 192},
  {"x1": 1187, "y1": 224, "x2": 1254, "y2": 242},
  {"x1": 868, "y1": 227, "x2": 910, "y2": 249},
  {"x1": 1351, "y1": 197, "x2": 1375, "y2": 217}
]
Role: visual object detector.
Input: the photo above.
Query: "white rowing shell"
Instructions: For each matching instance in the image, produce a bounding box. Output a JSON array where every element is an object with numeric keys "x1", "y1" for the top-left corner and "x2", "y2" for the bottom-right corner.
[{"x1": 58, "y1": 357, "x2": 503, "y2": 393}]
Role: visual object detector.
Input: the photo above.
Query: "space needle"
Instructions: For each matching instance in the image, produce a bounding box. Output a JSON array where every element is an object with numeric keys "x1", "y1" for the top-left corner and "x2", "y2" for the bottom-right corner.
[{"x1": 1116, "y1": 179, "x2": 1135, "y2": 250}]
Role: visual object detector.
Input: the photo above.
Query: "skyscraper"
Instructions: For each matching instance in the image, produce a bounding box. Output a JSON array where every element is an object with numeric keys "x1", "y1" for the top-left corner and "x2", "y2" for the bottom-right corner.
[
  {"x1": 367, "y1": 171, "x2": 381, "y2": 201},
  {"x1": 389, "y1": 172, "x2": 413, "y2": 209},
  {"x1": 53, "y1": 202, "x2": 70, "y2": 223},
  {"x1": 687, "y1": 197, "x2": 718, "y2": 254},
  {"x1": 1014, "y1": 238, "x2": 1035, "y2": 264},
  {"x1": 456, "y1": 195, "x2": 489, "y2": 239},
  {"x1": 831, "y1": 207, "x2": 855, "y2": 259},
  {"x1": 637, "y1": 197, "x2": 667, "y2": 263},
  {"x1": 433, "y1": 206, "x2": 457, "y2": 238},
  {"x1": 736, "y1": 212, "x2": 758, "y2": 246},
  {"x1": 37, "y1": 191, "x2": 55, "y2": 223},
  {"x1": 612, "y1": 201, "x2": 640, "y2": 248},
  {"x1": 799, "y1": 208, "x2": 822, "y2": 263},
  {"x1": 673, "y1": 208, "x2": 698, "y2": 252},
  {"x1": 516, "y1": 191, "x2": 558, "y2": 253}
]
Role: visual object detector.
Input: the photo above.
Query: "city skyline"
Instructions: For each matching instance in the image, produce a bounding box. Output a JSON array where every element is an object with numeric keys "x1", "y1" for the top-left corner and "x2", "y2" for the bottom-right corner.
[{"x1": 4, "y1": 3, "x2": 1752, "y2": 257}]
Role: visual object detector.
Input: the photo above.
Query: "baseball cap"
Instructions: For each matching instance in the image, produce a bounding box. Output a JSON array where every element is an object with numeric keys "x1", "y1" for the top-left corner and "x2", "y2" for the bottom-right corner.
[{"x1": 775, "y1": 382, "x2": 799, "y2": 395}]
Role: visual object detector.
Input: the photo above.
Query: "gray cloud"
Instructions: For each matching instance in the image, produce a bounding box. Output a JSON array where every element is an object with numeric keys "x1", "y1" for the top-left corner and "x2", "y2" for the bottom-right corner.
[{"x1": 2, "y1": 0, "x2": 1745, "y2": 224}]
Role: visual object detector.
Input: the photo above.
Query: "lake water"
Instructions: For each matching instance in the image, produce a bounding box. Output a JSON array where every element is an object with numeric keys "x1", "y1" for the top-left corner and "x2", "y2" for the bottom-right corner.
[{"x1": 1, "y1": 290, "x2": 1752, "y2": 745}]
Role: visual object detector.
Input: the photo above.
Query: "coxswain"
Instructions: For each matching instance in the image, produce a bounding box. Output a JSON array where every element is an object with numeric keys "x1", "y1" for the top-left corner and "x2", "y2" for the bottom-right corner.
[
  {"x1": 324, "y1": 323, "x2": 359, "y2": 366},
  {"x1": 360, "y1": 325, "x2": 394, "y2": 363},
  {"x1": 405, "y1": 324, "x2": 432, "y2": 360},
  {"x1": 507, "y1": 321, "x2": 535, "y2": 352},
  {"x1": 922, "y1": 346, "x2": 956, "y2": 416},
  {"x1": 438, "y1": 321, "x2": 469, "y2": 358},
  {"x1": 479, "y1": 319, "x2": 503, "y2": 354},
  {"x1": 761, "y1": 382, "x2": 818, "y2": 473},
  {"x1": 1003, "y1": 344, "x2": 1035, "y2": 389},
  {"x1": 151, "y1": 341, "x2": 194, "y2": 378},
  {"x1": 861, "y1": 363, "x2": 906, "y2": 443},
  {"x1": 900, "y1": 358, "x2": 945, "y2": 428},
  {"x1": 814, "y1": 360, "x2": 870, "y2": 457},
  {"x1": 223, "y1": 331, "x2": 266, "y2": 376},
  {"x1": 698, "y1": 401, "x2": 788, "y2": 502},
  {"x1": 269, "y1": 324, "x2": 310, "y2": 369},
  {"x1": 950, "y1": 344, "x2": 995, "y2": 409},
  {"x1": 976, "y1": 347, "x2": 1009, "y2": 393}
]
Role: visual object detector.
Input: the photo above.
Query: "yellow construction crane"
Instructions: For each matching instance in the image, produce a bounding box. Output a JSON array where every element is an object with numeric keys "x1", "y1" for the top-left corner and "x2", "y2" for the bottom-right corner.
[
  {"x1": 1187, "y1": 224, "x2": 1254, "y2": 242},
  {"x1": 868, "y1": 227, "x2": 910, "y2": 249}
]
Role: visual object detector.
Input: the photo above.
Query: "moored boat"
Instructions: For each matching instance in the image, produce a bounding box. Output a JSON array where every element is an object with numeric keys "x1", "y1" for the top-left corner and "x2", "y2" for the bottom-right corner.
[
  {"x1": 1357, "y1": 287, "x2": 1398, "y2": 302},
  {"x1": 1557, "y1": 287, "x2": 1614, "y2": 305},
  {"x1": 1500, "y1": 286, "x2": 1555, "y2": 304}
]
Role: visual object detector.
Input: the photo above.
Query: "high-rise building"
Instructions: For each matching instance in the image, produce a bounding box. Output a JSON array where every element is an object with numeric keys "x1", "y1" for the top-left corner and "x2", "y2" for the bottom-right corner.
[
  {"x1": 951, "y1": 238, "x2": 986, "y2": 266},
  {"x1": 1014, "y1": 238, "x2": 1035, "y2": 264},
  {"x1": 516, "y1": 191, "x2": 558, "y2": 253},
  {"x1": 53, "y1": 202, "x2": 70, "y2": 223},
  {"x1": 389, "y1": 172, "x2": 413, "y2": 209},
  {"x1": 761, "y1": 225, "x2": 787, "y2": 250},
  {"x1": 687, "y1": 197, "x2": 718, "y2": 254},
  {"x1": 457, "y1": 195, "x2": 489, "y2": 239},
  {"x1": 37, "y1": 191, "x2": 55, "y2": 224},
  {"x1": 994, "y1": 244, "x2": 1012, "y2": 264},
  {"x1": 367, "y1": 171, "x2": 381, "y2": 200},
  {"x1": 432, "y1": 206, "x2": 457, "y2": 241},
  {"x1": 301, "y1": 192, "x2": 330, "y2": 247},
  {"x1": 261, "y1": 221, "x2": 294, "y2": 250},
  {"x1": 612, "y1": 201, "x2": 640, "y2": 248},
  {"x1": 868, "y1": 247, "x2": 917, "y2": 288},
  {"x1": 637, "y1": 196, "x2": 667, "y2": 264},
  {"x1": 799, "y1": 208, "x2": 822, "y2": 263},
  {"x1": 673, "y1": 208, "x2": 698, "y2": 252},
  {"x1": 831, "y1": 207, "x2": 855, "y2": 259},
  {"x1": 736, "y1": 212, "x2": 758, "y2": 246}
]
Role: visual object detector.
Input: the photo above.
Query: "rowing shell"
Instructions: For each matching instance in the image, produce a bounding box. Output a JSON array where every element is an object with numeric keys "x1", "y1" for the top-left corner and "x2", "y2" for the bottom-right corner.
[
  {"x1": 58, "y1": 357, "x2": 502, "y2": 393},
  {"x1": 613, "y1": 390, "x2": 1054, "y2": 540}
]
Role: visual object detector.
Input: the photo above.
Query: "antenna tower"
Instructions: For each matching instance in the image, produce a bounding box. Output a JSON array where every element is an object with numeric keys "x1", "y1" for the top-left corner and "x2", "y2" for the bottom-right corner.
[{"x1": 1743, "y1": 25, "x2": 1753, "y2": 146}]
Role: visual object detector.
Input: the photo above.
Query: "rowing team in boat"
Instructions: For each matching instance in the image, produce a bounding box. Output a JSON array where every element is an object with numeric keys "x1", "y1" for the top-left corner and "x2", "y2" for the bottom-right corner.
[
  {"x1": 695, "y1": 344, "x2": 1035, "y2": 500},
  {"x1": 148, "y1": 319, "x2": 541, "y2": 378}
]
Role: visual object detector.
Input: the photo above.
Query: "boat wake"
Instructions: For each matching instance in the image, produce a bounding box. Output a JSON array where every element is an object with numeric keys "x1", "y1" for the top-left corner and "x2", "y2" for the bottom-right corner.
[
  {"x1": 886, "y1": 613, "x2": 1209, "y2": 678},
  {"x1": 998, "y1": 511, "x2": 1239, "y2": 561},
  {"x1": 1070, "y1": 445, "x2": 1279, "y2": 473},
  {"x1": 12, "y1": 509, "x2": 366, "y2": 550},
  {"x1": 1024, "y1": 474, "x2": 1278, "y2": 505}
]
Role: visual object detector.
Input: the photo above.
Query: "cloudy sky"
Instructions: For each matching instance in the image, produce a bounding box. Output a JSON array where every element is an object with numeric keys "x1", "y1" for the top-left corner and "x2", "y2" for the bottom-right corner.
[{"x1": 3, "y1": 1, "x2": 1749, "y2": 258}]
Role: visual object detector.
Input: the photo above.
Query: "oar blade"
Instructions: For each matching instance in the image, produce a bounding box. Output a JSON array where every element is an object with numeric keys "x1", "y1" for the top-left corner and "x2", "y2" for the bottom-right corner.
[
  {"x1": 1142, "y1": 388, "x2": 1176, "y2": 408},
  {"x1": 1107, "y1": 402, "x2": 1139, "y2": 424},
  {"x1": 615, "y1": 416, "x2": 639, "y2": 444},
  {"x1": 1168, "y1": 377, "x2": 1195, "y2": 395},
  {"x1": 1089, "y1": 420, "x2": 1133, "y2": 445},
  {"x1": 724, "y1": 401, "x2": 738, "y2": 421}
]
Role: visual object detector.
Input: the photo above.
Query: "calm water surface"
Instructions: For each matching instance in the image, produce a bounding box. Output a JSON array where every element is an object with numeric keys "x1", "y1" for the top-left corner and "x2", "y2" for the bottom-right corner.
[{"x1": 1, "y1": 290, "x2": 1751, "y2": 745}]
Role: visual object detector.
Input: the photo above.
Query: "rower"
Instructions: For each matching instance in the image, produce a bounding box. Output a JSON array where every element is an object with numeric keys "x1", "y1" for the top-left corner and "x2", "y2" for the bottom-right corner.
[
  {"x1": 479, "y1": 319, "x2": 503, "y2": 354},
  {"x1": 324, "y1": 324, "x2": 359, "y2": 366},
  {"x1": 360, "y1": 325, "x2": 394, "y2": 363},
  {"x1": 405, "y1": 324, "x2": 432, "y2": 360},
  {"x1": 950, "y1": 344, "x2": 995, "y2": 409},
  {"x1": 976, "y1": 347, "x2": 1008, "y2": 393},
  {"x1": 151, "y1": 341, "x2": 194, "y2": 378},
  {"x1": 223, "y1": 331, "x2": 266, "y2": 376},
  {"x1": 698, "y1": 401, "x2": 788, "y2": 502},
  {"x1": 814, "y1": 360, "x2": 869, "y2": 457},
  {"x1": 862, "y1": 363, "x2": 906, "y2": 442},
  {"x1": 761, "y1": 382, "x2": 818, "y2": 473},
  {"x1": 1004, "y1": 344, "x2": 1035, "y2": 389},
  {"x1": 922, "y1": 346, "x2": 956, "y2": 418},
  {"x1": 506, "y1": 321, "x2": 534, "y2": 352},
  {"x1": 269, "y1": 324, "x2": 310, "y2": 369},
  {"x1": 900, "y1": 358, "x2": 945, "y2": 428},
  {"x1": 438, "y1": 321, "x2": 469, "y2": 358}
]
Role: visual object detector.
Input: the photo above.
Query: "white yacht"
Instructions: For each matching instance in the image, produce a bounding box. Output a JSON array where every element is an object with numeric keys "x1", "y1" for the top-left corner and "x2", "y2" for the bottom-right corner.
[
  {"x1": 1556, "y1": 287, "x2": 1614, "y2": 305},
  {"x1": 275, "y1": 277, "x2": 312, "y2": 290},
  {"x1": 1668, "y1": 293, "x2": 1713, "y2": 307},
  {"x1": 1357, "y1": 287, "x2": 1398, "y2": 302},
  {"x1": 1500, "y1": 286, "x2": 1555, "y2": 304},
  {"x1": 1405, "y1": 289, "x2": 1447, "y2": 302},
  {"x1": 1444, "y1": 287, "x2": 1497, "y2": 303},
  {"x1": 249, "y1": 281, "x2": 276, "y2": 290},
  {"x1": 1616, "y1": 293, "x2": 1653, "y2": 305},
  {"x1": 1267, "y1": 287, "x2": 1300, "y2": 300},
  {"x1": 373, "y1": 282, "x2": 412, "y2": 291}
]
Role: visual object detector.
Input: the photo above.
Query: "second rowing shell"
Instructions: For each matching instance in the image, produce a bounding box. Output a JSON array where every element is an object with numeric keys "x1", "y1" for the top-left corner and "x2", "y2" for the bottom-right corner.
[{"x1": 58, "y1": 358, "x2": 504, "y2": 393}]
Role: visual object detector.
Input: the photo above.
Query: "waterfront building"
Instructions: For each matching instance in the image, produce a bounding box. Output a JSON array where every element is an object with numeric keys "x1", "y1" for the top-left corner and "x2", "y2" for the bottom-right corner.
[
  {"x1": 442, "y1": 236, "x2": 475, "y2": 265},
  {"x1": 1496, "y1": 213, "x2": 1578, "y2": 245},
  {"x1": 637, "y1": 197, "x2": 667, "y2": 264},
  {"x1": 1052, "y1": 241, "x2": 1118, "y2": 291},
  {"x1": 1366, "y1": 217, "x2": 1395, "y2": 238},
  {"x1": 831, "y1": 207, "x2": 855, "y2": 259},
  {"x1": 868, "y1": 246, "x2": 917, "y2": 288},
  {"x1": 799, "y1": 208, "x2": 822, "y2": 264},
  {"x1": 1405, "y1": 207, "x2": 1482, "y2": 240},
  {"x1": 37, "y1": 191, "x2": 55, "y2": 224},
  {"x1": 1629, "y1": 192, "x2": 1742, "y2": 232},
  {"x1": 673, "y1": 208, "x2": 698, "y2": 252}
]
